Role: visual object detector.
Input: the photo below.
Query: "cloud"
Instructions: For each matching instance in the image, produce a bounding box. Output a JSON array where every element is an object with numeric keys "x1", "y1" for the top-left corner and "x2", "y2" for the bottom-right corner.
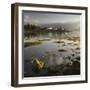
[{"x1": 23, "y1": 11, "x2": 80, "y2": 25}]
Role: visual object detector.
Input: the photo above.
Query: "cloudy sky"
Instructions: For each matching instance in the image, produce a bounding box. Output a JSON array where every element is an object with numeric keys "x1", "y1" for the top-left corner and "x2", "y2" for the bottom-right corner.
[{"x1": 23, "y1": 11, "x2": 80, "y2": 26}]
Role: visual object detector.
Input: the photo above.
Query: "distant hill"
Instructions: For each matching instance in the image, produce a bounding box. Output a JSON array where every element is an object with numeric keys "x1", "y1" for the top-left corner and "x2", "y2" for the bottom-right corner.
[{"x1": 40, "y1": 22, "x2": 80, "y2": 31}]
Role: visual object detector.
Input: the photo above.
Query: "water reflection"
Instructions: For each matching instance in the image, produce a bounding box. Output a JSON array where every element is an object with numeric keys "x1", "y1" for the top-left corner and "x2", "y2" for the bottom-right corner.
[{"x1": 24, "y1": 31, "x2": 80, "y2": 77}]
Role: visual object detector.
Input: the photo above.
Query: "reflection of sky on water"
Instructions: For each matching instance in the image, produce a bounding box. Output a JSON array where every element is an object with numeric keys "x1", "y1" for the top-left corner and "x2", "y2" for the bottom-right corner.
[{"x1": 24, "y1": 38, "x2": 80, "y2": 67}]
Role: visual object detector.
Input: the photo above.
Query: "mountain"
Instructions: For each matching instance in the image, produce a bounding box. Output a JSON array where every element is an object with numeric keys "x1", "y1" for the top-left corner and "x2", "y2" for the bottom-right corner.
[{"x1": 40, "y1": 22, "x2": 80, "y2": 31}]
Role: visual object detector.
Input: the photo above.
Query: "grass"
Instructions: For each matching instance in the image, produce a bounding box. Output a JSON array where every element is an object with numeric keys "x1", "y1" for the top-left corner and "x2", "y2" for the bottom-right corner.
[
  {"x1": 38, "y1": 38, "x2": 51, "y2": 41},
  {"x1": 75, "y1": 47, "x2": 80, "y2": 50},
  {"x1": 67, "y1": 37, "x2": 80, "y2": 42},
  {"x1": 24, "y1": 41, "x2": 42, "y2": 47},
  {"x1": 58, "y1": 49, "x2": 67, "y2": 52}
]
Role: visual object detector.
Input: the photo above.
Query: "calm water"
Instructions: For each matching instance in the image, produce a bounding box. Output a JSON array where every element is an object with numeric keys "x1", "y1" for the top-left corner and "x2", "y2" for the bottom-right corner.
[{"x1": 24, "y1": 32, "x2": 80, "y2": 67}]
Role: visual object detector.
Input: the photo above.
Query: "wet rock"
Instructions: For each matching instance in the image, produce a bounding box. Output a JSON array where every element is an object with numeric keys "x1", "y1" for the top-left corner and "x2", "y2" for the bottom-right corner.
[{"x1": 58, "y1": 49, "x2": 67, "y2": 52}]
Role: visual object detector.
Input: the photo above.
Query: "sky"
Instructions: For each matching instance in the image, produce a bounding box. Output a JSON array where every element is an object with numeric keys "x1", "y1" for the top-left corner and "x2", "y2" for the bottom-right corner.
[{"x1": 23, "y1": 11, "x2": 80, "y2": 26}]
